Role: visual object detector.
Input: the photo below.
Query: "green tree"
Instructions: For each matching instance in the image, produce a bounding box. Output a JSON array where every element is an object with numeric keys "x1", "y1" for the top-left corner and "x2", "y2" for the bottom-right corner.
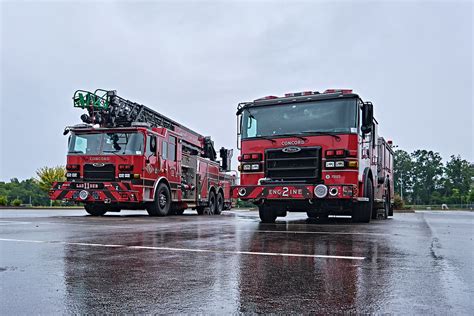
[
  {"x1": 0, "y1": 195, "x2": 8, "y2": 206},
  {"x1": 36, "y1": 166, "x2": 65, "y2": 192},
  {"x1": 444, "y1": 155, "x2": 473, "y2": 197},
  {"x1": 393, "y1": 149, "x2": 413, "y2": 202},
  {"x1": 411, "y1": 150, "x2": 443, "y2": 204}
]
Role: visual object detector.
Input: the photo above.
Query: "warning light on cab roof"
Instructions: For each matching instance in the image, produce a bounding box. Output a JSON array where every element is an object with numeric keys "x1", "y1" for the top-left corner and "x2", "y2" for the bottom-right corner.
[{"x1": 324, "y1": 89, "x2": 353, "y2": 94}]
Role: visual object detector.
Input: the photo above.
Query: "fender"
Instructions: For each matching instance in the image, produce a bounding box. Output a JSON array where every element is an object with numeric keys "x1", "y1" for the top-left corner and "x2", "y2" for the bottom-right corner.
[{"x1": 153, "y1": 176, "x2": 171, "y2": 195}]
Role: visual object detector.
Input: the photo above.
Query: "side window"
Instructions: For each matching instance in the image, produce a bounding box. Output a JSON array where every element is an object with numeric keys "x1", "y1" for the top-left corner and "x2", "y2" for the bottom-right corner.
[
  {"x1": 168, "y1": 136, "x2": 176, "y2": 161},
  {"x1": 146, "y1": 135, "x2": 156, "y2": 156},
  {"x1": 162, "y1": 141, "x2": 168, "y2": 160}
]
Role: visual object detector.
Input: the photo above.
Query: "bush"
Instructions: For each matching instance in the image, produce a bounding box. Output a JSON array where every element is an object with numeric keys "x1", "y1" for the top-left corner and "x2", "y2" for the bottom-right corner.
[
  {"x1": 394, "y1": 193, "x2": 404, "y2": 209},
  {"x1": 11, "y1": 198, "x2": 22, "y2": 206},
  {"x1": 236, "y1": 199, "x2": 255, "y2": 208},
  {"x1": 0, "y1": 196, "x2": 8, "y2": 206}
]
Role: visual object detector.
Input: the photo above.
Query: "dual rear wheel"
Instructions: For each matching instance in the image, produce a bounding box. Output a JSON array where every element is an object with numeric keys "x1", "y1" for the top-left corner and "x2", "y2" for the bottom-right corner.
[{"x1": 197, "y1": 191, "x2": 224, "y2": 215}]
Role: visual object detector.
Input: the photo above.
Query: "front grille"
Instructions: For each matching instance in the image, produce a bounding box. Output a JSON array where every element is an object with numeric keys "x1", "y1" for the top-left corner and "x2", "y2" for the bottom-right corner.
[
  {"x1": 265, "y1": 147, "x2": 321, "y2": 181},
  {"x1": 83, "y1": 164, "x2": 115, "y2": 181}
]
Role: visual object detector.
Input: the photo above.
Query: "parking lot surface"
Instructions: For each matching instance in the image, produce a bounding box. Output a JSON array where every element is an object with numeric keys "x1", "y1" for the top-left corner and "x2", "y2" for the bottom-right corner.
[{"x1": 0, "y1": 209, "x2": 472, "y2": 314}]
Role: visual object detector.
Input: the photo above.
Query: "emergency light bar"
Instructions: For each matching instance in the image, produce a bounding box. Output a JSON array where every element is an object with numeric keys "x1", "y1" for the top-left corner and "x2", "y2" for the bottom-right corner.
[
  {"x1": 284, "y1": 91, "x2": 314, "y2": 97},
  {"x1": 324, "y1": 89, "x2": 353, "y2": 94}
]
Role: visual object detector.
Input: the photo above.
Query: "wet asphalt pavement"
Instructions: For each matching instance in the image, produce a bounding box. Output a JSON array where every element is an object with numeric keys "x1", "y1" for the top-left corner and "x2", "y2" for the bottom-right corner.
[{"x1": 0, "y1": 209, "x2": 473, "y2": 314}]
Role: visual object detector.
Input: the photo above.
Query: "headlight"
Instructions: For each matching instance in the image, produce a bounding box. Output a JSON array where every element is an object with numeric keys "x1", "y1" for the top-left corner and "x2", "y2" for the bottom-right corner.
[
  {"x1": 243, "y1": 164, "x2": 251, "y2": 171},
  {"x1": 251, "y1": 164, "x2": 260, "y2": 170},
  {"x1": 325, "y1": 161, "x2": 335, "y2": 168},
  {"x1": 335, "y1": 161, "x2": 345, "y2": 168},
  {"x1": 66, "y1": 172, "x2": 79, "y2": 178},
  {"x1": 79, "y1": 190, "x2": 89, "y2": 200}
]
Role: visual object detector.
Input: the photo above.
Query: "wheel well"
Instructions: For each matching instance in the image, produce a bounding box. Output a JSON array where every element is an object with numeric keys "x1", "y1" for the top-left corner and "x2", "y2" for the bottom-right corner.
[
  {"x1": 156, "y1": 178, "x2": 171, "y2": 196},
  {"x1": 209, "y1": 186, "x2": 217, "y2": 197}
]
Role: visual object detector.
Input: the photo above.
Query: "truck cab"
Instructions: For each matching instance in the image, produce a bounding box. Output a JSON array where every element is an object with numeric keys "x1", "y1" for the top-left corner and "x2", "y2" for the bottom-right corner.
[{"x1": 232, "y1": 89, "x2": 394, "y2": 223}]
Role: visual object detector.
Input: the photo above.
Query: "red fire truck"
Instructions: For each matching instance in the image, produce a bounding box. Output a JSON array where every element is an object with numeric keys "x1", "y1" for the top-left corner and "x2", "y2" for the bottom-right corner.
[
  {"x1": 232, "y1": 89, "x2": 394, "y2": 223},
  {"x1": 50, "y1": 89, "x2": 234, "y2": 216}
]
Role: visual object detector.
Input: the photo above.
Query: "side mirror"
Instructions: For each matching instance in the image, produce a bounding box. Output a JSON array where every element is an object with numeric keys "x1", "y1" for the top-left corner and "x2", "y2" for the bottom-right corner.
[
  {"x1": 237, "y1": 115, "x2": 242, "y2": 150},
  {"x1": 361, "y1": 102, "x2": 373, "y2": 134},
  {"x1": 150, "y1": 136, "x2": 157, "y2": 154},
  {"x1": 220, "y1": 147, "x2": 233, "y2": 171}
]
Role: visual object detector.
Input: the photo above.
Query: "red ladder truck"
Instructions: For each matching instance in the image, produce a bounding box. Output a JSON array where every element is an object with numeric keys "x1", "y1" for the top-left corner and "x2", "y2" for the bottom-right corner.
[
  {"x1": 50, "y1": 89, "x2": 235, "y2": 216},
  {"x1": 232, "y1": 89, "x2": 394, "y2": 223}
]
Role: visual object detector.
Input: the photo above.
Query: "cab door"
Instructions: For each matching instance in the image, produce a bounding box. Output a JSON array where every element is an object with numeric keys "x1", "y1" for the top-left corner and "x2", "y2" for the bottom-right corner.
[
  {"x1": 144, "y1": 134, "x2": 159, "y2": 183},
  {"x1": 165, "y1": 135, "x2": 179, "y2": 184}
]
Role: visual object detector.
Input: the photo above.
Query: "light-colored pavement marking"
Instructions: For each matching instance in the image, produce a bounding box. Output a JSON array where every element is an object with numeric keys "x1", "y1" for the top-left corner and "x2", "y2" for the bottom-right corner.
[{"x1": 0, "y1": 238, "x2": 366, "y2": 260}]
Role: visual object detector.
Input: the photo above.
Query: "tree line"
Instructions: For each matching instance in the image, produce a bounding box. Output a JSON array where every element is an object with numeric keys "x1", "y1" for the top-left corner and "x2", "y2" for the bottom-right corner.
[
  {"x1": 394, "y1": 150, "x2": 473, "y2": 206},
  {"x1": 0, "y1": 166, "x2": 65, "y2": 206}
]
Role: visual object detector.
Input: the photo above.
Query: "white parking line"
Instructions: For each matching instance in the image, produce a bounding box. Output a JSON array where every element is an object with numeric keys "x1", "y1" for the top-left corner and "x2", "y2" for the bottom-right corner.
[{"x1": 0, "y1": 238, "x2": 365, "y2": 260}]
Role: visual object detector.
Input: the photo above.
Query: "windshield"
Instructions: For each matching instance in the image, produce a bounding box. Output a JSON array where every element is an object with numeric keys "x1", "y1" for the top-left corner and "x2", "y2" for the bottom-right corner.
[
  {"x1": 241, "y1": 98, "x2": 358, "y2": 139},
  {"x1": 68, "y1": 132, "x2": 145, "y2": 155}
]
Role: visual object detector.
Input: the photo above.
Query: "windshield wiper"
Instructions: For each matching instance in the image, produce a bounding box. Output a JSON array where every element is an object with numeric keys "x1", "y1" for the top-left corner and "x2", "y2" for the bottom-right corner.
[
  {"x1": 276, "y1": 133, "x2": 308, "y2": 141},
  {"x1": 255, "y1": 136, "x2": 276, "y2": 144},
  {"x1": 300, "y1": 130, "x2": 341, "y2": 141},
  {"x1": 103, "y1": 150, "x2": 126, "y2": 161}
]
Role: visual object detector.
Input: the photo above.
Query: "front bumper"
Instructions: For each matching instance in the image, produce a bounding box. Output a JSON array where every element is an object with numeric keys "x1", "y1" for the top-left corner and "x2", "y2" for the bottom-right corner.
[
  {"x1": 232, "y1": 184, "x2": 358, "y2": 201},
  {"x1": 49, "y1": 181, "x2": 141, "y2": 203}
]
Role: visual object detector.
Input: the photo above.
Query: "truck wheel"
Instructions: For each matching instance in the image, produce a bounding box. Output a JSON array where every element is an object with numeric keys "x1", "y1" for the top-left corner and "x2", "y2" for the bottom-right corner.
[
  {"x1": 203, "y1": 191, "x2": 216, "y2": 215},
  {"x1": 84, "y1": 204, "x2": 107, "y2": 216},
  {"x1": 259, "y1": 205, "x2": 277, "y2": 223},
  {"x1": 352, "y1": 179, "x2": 373, "y2": 223},
  {"x1": 388, "y1": 184, "x2": 394, "y2": 216},
  {"x1": 146, "y1": 183, "x2": 171, "y2": 216},
  {"x1": 384, "y1": 189, "x2": 390, "y2": 219},
  {"x1": 215, "y1": 192, "x2": 224, "y2": 215}
]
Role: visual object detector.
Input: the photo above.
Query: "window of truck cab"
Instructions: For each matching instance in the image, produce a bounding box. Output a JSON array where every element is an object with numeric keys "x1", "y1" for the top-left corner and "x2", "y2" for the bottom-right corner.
[
  {"x1": 68, "y1": 132, "x2": 145, "y2": 155},
  {"x1": 241, "y1": 98, "x2": 358, "y2": 139}
]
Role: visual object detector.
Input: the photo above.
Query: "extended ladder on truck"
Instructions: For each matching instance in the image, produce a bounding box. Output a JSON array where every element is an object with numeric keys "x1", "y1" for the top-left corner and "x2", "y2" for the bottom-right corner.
[{"x1": 72, "y1": 89, "x2": 216, "y2": 160}]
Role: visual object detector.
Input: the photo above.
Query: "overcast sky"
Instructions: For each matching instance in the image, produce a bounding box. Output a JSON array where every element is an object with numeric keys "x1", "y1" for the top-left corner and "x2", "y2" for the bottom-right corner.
[{"x1": 0, "y1": 0, "x2": 472, "y2": 181}]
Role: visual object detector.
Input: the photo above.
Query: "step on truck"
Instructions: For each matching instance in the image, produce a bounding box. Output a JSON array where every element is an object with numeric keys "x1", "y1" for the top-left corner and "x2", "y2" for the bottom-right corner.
[
  {"x1": 232, "y1": 89, "x2": 394, "y2": 223},
  {"x1": 50, "y1": 89, "x2": 235, "y2": 216}
]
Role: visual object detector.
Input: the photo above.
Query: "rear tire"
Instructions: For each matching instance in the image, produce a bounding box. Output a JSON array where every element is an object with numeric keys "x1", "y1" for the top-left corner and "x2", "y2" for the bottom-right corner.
[
  {"x1": 84, "y1": 204, "x2": 107, "y2": 216},
  {"x1": 352, "y1": 178, "x2": 373, "y2": 223},
  {"x1": 384, "y1": 189, "x2": 390, "y2": 219},
  {"x1": 146, "y1": 183, "x2": 171, "y2": 216},
  {"x1": 215, "y1": 192, "x2": 224, "y2": 215},
  {"x1": 203, "y1": 191, "x2": 216, "y2": 215},
  {"x1": 259, "y1": 205, "x2": 277, "y2": 223}
]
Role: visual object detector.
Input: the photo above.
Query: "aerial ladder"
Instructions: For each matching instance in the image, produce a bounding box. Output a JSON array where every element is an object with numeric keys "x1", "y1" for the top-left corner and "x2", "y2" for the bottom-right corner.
[{"x1": 71, "y1": 89, "x2": 222, "y2": 164}]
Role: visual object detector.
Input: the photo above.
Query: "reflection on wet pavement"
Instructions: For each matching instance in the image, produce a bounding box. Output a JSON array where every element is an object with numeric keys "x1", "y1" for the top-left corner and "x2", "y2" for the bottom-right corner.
[{"x1": 0, "y1": 209, "x2": 472, "y2": 314}]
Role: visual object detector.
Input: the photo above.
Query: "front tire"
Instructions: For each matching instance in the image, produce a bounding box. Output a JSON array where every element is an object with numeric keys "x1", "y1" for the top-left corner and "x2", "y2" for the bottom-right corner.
[
  {"x1": 146, "y1": 183, "x2": 171, "y2": 216},
  {"x1": 84, "y1": 204, "x2": 107, "y2": 216},
  {"x1": 352, "y1": 178, "x2": 373, "y2": 223},
  {"x1": 259, "y1": 205, "x2": 277, "y2": 223}
]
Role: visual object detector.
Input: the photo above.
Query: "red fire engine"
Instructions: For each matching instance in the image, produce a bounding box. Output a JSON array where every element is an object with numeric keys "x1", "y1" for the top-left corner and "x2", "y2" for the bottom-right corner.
[
  {"x1": 50, "y1": 89, "x2": 234, "y2": 216},
  {"x1": 232, "y1": 89, "x2": 394, "y2": 223}
]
